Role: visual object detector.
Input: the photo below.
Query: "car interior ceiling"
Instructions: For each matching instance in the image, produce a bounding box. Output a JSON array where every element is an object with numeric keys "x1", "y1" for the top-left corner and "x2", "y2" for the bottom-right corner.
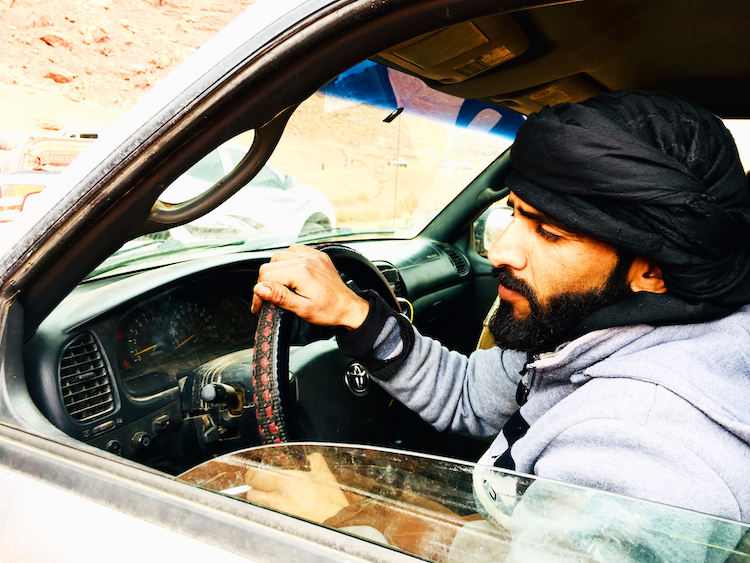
[
  {"x1": 376, "y1": 0, "x2": 750, "y2": 118},
  {"x1": 6, "y1": 0, "x2": 750, "y2": 472}
]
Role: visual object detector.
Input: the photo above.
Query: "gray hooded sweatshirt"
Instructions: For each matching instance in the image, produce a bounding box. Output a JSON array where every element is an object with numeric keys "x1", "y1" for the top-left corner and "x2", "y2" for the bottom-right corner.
[{"x1": 347, "y1": 302, "x2": 750, "y2": 525}]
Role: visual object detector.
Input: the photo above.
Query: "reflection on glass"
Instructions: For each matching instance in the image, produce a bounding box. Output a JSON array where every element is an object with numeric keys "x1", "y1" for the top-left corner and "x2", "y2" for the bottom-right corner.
[{"x1": 178, "y1": 444, "x2": 750, "y2": 563}]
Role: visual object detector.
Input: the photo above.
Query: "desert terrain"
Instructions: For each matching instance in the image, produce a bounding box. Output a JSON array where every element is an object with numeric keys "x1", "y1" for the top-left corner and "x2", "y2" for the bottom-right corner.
[{"x1": 0, "y1": 0, "x2": 252, "y2": 134}]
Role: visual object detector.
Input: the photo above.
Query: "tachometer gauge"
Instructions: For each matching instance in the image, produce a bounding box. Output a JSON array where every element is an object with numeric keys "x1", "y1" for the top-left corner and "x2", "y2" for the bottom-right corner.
[{"x1": 216, "y1": 296, "x2": 254, "y2": 343}]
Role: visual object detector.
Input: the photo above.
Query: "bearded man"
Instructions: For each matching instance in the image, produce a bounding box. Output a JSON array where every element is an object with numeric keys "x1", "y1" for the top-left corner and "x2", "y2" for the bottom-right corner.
[{"x1": 248, "y1": 91, "x2": 750, "y2": 547}]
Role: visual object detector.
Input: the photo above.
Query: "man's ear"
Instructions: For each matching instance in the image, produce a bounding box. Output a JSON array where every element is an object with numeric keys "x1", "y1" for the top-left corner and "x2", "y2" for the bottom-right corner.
[{"x1": 628, "y1": 257, "x2": 667, "y2": 294}]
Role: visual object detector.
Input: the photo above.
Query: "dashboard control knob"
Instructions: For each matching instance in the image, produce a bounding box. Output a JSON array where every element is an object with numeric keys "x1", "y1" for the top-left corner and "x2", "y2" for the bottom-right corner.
[
  {"x1": 202, "y1": 425, "x2": 219, "y2": 444},
  {"x1": 131, "y1": 431, "x2": 151, "y2": 451},
  {"x1": 106, "y1": 440, "x2": 123, "y2": 456}
]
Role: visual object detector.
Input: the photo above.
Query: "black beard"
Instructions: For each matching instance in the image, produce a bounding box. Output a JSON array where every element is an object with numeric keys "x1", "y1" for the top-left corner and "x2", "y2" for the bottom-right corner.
[{"x1": 488, "y1": 259, "x2": 633, "y2": 354}]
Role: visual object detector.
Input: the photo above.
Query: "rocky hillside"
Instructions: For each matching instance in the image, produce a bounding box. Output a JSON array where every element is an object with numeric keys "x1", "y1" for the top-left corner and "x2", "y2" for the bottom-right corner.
[{"x1": 0, "y1": 0, "x2": 253, "y2": 132}]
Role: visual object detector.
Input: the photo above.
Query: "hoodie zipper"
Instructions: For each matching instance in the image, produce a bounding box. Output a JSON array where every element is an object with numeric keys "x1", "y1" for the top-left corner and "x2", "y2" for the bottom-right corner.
[{"x1": 516, "y1": 351, "x2": 538, "y2": 406}]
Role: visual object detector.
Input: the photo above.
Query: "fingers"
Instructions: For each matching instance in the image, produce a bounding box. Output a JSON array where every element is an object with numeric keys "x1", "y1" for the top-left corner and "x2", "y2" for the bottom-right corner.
[
  {"x1": 245, "y1": 465, "x2": 296, "y2": 492},
  {"x1": 244, "y1": 455, "x2": 332, "y2": 493},
  {"x1": 251, "y1": 288, "x2": 264, "y2": 315},
  {"x1": 307, "y1": 452, "x2": 336, "y2": 480},
  {"x1": 243, "y1": 455, "x2": 349, "y2": 523},
  {"x1": 270, "y1": 244, "x2": 316, "y2": 261},
  {"x1": 251, "y1": 280, "x2": 301, "y2": 314},
  {"x1": 263, "y1": 246, "x2": 335, "y2": 275},
  {"x1": 252, "y1": 248, "x2": 314, "y2": 314},
  {"x1": 250, "y1": 245, "x2": 366, "y2": 327},
  {"x1": 245, "y1": 488, "x2": 286, "y2": 512},
  {"x1": 251, "y1": 280, "x2": 290, "y2": 314}
]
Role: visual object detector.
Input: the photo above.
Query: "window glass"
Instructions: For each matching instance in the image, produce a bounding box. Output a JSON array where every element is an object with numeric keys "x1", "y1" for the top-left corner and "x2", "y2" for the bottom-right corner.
[
  {"x1": 179, "y1": 443, "x2": 750, "y2": 563},
  {"x1": 473, "y1": 196, "x2": 512, "y2": 257},
  {"x1": 183, "y1": 150, "x2": 226, "y2": 183},
  {"x1": 724, "y1": 120, "x2": 750, "y2": 171}
]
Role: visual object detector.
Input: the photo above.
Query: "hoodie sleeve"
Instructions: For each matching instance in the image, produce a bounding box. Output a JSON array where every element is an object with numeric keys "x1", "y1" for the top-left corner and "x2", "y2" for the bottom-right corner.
[{"x1": 336, "y1": 290, "x2": 527, "y2": 437}]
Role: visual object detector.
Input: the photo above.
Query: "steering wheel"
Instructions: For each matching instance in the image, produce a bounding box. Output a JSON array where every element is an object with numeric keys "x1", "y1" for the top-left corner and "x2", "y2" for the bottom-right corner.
[{"x1": 252, "y1": 244, "x2": 401, "y2": 444}]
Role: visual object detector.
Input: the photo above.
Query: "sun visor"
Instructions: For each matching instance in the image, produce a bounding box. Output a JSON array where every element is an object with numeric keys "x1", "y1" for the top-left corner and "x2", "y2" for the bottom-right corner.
[
  {"x1": 492, "y1": 74, "x2": 603, "y2": 114},
  {"x1": 378, "y1": 15, "x2": 530, "y2": 84}
]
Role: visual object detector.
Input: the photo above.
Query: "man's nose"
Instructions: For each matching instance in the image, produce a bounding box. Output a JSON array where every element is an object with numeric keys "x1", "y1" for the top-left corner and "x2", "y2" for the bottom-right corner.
[{"x1": 488, "y1": 220, "x2": 527, "y2": 270}]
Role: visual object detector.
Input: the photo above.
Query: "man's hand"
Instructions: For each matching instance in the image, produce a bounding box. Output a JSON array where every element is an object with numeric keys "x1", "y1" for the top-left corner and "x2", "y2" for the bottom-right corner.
[
  {"x1": 252, "y1": 244, "x2": 369, "y2": 329},
  {"x1": 244, "y1": 452, "x2": 350, "y2": 523}
]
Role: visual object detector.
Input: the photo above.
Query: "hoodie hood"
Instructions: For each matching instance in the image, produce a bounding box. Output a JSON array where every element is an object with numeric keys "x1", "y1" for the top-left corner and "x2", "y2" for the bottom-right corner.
[{"x1": 530, "y1": 304, "x2": 750, "y2": 443}]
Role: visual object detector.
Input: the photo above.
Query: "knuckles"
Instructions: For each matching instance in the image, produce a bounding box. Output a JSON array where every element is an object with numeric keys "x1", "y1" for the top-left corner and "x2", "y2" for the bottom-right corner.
[{"x1": 265, "y1": 284, "x2": 289, "y2": 306}]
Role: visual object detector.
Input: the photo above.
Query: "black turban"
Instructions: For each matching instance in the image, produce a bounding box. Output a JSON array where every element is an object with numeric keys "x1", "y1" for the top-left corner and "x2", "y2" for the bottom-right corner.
[{"x1": 506, "y1": 90, "x2": 750, "y2": 312}]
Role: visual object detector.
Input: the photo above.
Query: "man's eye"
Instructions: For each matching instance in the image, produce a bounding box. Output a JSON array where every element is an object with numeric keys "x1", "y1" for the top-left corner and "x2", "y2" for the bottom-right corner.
[{"x1": 535, "y1": 224, "x2": 561, "y2": 241}]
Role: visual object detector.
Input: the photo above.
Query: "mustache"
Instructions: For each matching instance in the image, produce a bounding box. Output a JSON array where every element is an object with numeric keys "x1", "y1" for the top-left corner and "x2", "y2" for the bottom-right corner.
[{"x1": 491, "y1": 267, "x2": 541, "y2": 309}]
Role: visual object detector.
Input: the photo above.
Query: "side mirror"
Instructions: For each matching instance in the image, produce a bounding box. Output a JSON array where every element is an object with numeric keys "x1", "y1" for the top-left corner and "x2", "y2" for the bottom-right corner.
[{"x1": 473, "y1": 204, "x2": 512, "y2": 257}]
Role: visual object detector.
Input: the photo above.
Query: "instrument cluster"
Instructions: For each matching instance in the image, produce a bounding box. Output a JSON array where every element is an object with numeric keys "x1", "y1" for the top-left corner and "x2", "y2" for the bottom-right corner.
[{"x1": 114, "y1": 284, "x2": 256, "y2": 397}]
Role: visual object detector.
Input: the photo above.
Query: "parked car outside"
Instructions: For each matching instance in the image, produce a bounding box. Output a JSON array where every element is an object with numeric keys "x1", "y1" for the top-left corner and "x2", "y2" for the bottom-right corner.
[
  {"x1": 58, "y1": 124, "x2": 109, "y2": 140},
  {"x1": 0, "y1": 133, "x2": 94, "y2": 223},
  {"x1": 0, "y1": 0, "x2": 749, "y2": 561},
  {"x1": 0, "y1": 134, "x2": 93, "y2": 173},
  {"x1": 159, "y1": 141, "x2": 336, "y2": 239},
  {"x1": 0, "y1": 136, "x2": 335, "y2": 242}
]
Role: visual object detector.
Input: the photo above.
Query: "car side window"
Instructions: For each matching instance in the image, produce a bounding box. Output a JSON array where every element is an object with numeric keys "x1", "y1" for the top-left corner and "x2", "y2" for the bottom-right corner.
[{"x1": 179, "y1": 443, "x2": 750, "y2": 563}]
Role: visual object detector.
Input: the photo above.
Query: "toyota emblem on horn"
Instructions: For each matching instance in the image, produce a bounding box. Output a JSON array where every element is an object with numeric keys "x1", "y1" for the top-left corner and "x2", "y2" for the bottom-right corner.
[{"x1": 344, "y1": 362, "x2": 371, "y2": 396}]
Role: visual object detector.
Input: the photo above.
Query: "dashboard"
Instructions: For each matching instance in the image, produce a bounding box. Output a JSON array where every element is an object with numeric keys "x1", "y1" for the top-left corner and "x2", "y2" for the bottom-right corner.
[{"x1": 24, "y1": 238, "x2": 490, "y2": 473}]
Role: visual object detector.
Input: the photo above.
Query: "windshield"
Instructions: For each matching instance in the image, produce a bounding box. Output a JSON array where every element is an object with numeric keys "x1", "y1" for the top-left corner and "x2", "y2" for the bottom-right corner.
[
  {"x1": 87, "y1": 61, "x2": 523, "y2": 278},
  {"x1": 179, "y1": 443, "x2": 750, "y2": 563}
]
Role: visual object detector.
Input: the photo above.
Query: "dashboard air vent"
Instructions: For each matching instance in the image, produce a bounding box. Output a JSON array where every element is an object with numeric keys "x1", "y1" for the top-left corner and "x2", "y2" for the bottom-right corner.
[
  {"x1": 436, "y1": 243, "x2": 470, "y2": 277},
  {"x1": 59, "y1": 333, "x2": 115, "y2": 422},
  {"x1": 376, "y1": 263, "x2": 407, "y2": 297}
]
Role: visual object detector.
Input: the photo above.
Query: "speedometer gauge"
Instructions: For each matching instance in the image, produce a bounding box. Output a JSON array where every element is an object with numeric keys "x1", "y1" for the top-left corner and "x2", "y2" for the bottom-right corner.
[
  {"x1": 120, "y1": 302, "x2": 219, "y2": 372},
  {"x1": 173, "y1": 302, "x2": 220, "y2": 352}
]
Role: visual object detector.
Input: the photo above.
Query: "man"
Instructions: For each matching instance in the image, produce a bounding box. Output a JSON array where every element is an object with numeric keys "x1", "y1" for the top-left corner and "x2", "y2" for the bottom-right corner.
[{"x1": 247, "y1": 91, "x2": 750, "y2": 556}]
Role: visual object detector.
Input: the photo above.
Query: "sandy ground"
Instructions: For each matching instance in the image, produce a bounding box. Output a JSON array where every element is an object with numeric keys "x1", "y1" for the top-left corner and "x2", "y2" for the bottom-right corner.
[
  {"x1": 0, "y1": 83, "x2": 123, "y2": 133},
  {"x1": 0, "y1": 0, "x2": 252, "y2": 134}
]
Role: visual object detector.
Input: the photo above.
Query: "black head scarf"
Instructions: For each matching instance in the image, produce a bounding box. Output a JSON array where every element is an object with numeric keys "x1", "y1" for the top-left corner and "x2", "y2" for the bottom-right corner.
[{"x1": 506, "y1": 90, "x2": 750, "y2": 329}]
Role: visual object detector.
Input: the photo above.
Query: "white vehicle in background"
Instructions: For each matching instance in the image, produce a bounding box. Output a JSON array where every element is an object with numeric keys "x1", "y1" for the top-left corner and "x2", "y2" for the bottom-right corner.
[
  {"x1": 0, "y1": 137, "x2": 335, "y2": 238},
  {"x1": 160, "y1": 141, "x2": 336, "y2": 239}
]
